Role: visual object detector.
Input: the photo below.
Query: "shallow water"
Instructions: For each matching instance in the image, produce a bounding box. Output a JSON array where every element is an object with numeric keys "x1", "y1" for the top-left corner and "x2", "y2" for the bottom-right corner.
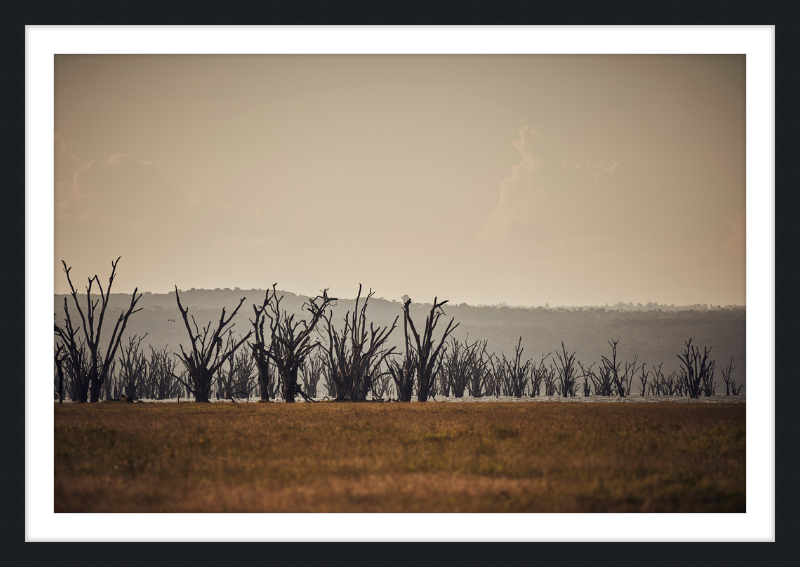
[{"x1": 62, "y1": 393, "x2": 745, "y2": 404}]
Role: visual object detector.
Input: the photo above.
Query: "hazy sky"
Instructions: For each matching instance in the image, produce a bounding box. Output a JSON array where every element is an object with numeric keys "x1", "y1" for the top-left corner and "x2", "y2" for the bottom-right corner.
[{"x1": 55, "y1": 55, "x2": 745, "y2": 306}]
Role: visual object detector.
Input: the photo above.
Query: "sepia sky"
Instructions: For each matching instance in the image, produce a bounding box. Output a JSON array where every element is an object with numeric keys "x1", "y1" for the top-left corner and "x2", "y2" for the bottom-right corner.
[{"x1": 54, "y1": 55, "x2": 745, "y2": 306}]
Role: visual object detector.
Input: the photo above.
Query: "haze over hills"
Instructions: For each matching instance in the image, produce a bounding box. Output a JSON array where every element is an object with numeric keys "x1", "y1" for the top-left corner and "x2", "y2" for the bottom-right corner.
[{"x1": 54, "y1": 288, "x2": 746, "y2": 385}]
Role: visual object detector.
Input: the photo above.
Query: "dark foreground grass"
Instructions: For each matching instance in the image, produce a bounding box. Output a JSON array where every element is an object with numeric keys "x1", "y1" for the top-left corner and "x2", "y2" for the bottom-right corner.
[{"x1": 55, "y1": 401, "x2": 745, "y2": 513}]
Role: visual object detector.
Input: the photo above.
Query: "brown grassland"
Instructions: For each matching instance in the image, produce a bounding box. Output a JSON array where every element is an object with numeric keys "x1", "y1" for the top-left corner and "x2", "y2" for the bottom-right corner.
[{"x1": 55, "y1": 401, "x2": 745, "y2": 513}]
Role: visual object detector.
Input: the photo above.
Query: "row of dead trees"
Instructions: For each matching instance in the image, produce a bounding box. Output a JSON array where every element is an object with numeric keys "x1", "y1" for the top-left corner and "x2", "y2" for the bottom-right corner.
[
  {"x1": 55, "y1": 331, "x2": 745, "y2": 402},
  {"x1": 53, "y1": 258, "x2": 744, "y2": 404}
]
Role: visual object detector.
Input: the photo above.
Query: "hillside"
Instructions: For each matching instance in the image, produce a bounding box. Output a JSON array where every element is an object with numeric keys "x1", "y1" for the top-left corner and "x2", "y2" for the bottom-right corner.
[{"x1": 54, "y1": 288, "x2": 747, "y2": 383}]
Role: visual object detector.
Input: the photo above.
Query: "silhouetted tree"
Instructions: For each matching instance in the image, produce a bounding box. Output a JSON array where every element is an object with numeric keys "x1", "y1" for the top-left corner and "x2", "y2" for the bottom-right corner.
[
  {"x1": 172, "y1": 286, "x2": 252, "y2": 402},
  {"x1": 55, "y1": 310, "x2": 90, "y2": 402},
  {"x1": 649, "y1": 363, "x2": 677, "y2": 396},
  {"x1": 503, "y1": 337, "x2": 531, "y2": 398},
  {"x1": 231, "y1": 348, "x2": 258, "y2": 400},
  {"x1": 554, "y1": 342, "x2": 578, "y2": 397},
  {"x1": 261, "y1": 284, "x2": 336, "y2": 403},
  {"x1": 720, "y1": 357, "x2": 744, "y2": 396},
  {"x1": 721, "y1": 357, "x2": 736, "y2": 396},
  {"x1": 54, "y1": 344, "x2": 67, "y2": 404},
  {"x1": 530, "y1": 354, "x2": 551, "y2": 397},
  {"x1": 442, "y1": 338, "x2": 488, "y2": 398},
  {"x1": 57, "y1": 258, "x2": 142, "y2": 402},
  {"x1": 599, "y1": 340, "x2": 629, "y2": 397},
  {"x1": 300, "y1": 351, "x2": 326, "y2": 399},
  {"x1": 119, "y1": 334, "x2": 147, "y2": 402},
  {"x1": 543, "y1": 361, "x2": 558, "y2": 396},
  {"x1": 677, "y1": 339, "x2": 716, "y2": 398},
  {"x1": 249, "y1": 289, "x2": 277, "y2": 402},
  {"x1": 147, "y1": 346, "x2": 181, "y2": 400},
  {"x1": 577, "y1": 361, "x2": 596, "y2": 397},
  {"x1": 621, "y1": 356, "x2": 642, "y2": 397},
  {"x1": 321, "y1": 285, "x2": 397, "y2": 401},
  {"x1": 216, "y1": 331, "x2": 251, "y2": 399},
  {"x1": 387, "y1": 353, "x2": 416, "y2": 402},
  {"x1": 370, "y1": 368, "x2": 393, "y2": 400},
  {"x1": 637, "y1": 364, "x2": 651, "y2": 396},
  {"x1": 402, "y1": 298, "x2": 459, "y2": 402},
  {"x1": 101, "y1": 359, "x2": 116, "y2": 400}
]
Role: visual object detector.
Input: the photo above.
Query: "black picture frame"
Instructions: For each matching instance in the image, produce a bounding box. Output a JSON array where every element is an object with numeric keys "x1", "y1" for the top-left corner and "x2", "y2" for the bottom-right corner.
[{"x1": 2, "y1": 1, "x2": 798, "y2": 566}]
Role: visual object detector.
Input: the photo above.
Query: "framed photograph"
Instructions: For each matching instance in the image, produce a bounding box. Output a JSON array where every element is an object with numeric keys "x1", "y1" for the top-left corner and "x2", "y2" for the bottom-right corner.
[{"x1": 2, "y1": 2, "x2": 798, "y2": 566}]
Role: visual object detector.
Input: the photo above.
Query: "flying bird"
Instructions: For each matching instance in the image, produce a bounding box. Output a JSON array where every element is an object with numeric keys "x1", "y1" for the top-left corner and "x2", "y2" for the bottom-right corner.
[{"x1": 168, "y1": 319, "x2": 175, "y2": 322}]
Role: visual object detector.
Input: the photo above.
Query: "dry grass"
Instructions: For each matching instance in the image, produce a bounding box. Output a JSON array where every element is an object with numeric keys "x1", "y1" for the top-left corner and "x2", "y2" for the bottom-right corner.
[{"x1": 55, "y1": 401, "x2": 745, "y2": 513}]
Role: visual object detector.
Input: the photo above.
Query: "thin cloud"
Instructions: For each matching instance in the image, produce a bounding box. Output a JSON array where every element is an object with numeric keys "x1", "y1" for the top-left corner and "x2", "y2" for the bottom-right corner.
[{"x1": 477, "y1": 127, "x2": 653, "y2": 244}]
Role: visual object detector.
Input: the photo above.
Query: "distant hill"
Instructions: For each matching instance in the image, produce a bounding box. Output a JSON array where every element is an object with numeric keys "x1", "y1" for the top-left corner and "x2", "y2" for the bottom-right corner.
[{"x1": 54, "y1": 288, "x2": 746, "y2": 384}]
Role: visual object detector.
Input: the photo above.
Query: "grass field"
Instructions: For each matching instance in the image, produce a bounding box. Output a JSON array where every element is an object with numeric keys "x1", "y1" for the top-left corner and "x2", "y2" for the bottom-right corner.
[{"x1": 55, "y1": 401, "x2": 745, "y2": 513}]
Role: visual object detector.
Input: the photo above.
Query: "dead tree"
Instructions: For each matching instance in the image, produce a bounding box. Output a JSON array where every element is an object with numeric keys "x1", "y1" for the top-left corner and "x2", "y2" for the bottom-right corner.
[
  {"x1": 590, "y1": 359, "x2": 614, "y2": 396},
  {"x1": 261, "y1": 284, "x2": 336, "y2": 403},
  {"x1": 465, "y1": 341, "x2": 491, "y2": 398},
  {"x1": 649, "y1": 363, "x2": 665, "y2": 396},
  {"x1": 674, "y1": 373, "x2": 686, "y2": 397},
  {"x1": 387, "y1": 353, "x2": 416, "y2": 402},
  {"x1": 485, "y1": 354, "x2": 502, "y2": 397},
  {"x1": 229, "y1": 348, "x2": 258, "y2": 400},
  {"x1": 702, "y1": 367, "x2": 718, "y2": 396},
  {"x1": 55, "y1": 299, "x2": 90, "y2": 402},
  {"x1": 172, "y1": 286, "x2": 252, "y2": 402},
  {"x1": 650, "y1": 364, "x2": 678, "y2": 396},
  {"x1": 59, "y1": 258, "x2": 143, "y2": 403},
  {"x1": 621, "y1": 356, "x2": 642, "y2": 397},
  {"x1": 721, "y1": 358, "x2": 737, "y2": 396},
  {"x1": 66, "y1": 344, "x2": 90, "y2": 402},
  {"x1": 386, "y1": 300, "x2": 418, "y2": 403},
  {"x1": 648, "y1": 363, "x2": 662, "y2": 395},
  {"x1": 54, "y1": 345, "x2": 67, "y2": 404},
  {"x1": 600, "y1": 340, "x2": 626, "y2": 397},
  {"x1": 677, "y1": 339, "x2": 716, "y2": 399},
  {"x1": 216, "y1": 331, "x2": 245, "y2": 399},
  {"x1": 720, "y1": 358, "x2": 745, "y2": 396},
  {"x1": 488, "y1": 354, "x2": 507, "y2": 396},
  {"x1": 543, "y1": 362, "x2": 558, "y2": 396},
  {"x1": 147, "y1": 346, "x2": 180, "y2": 400},
  {"x1": 101, "y1": 359, "x2": 117, "y2": 401},
  {"x1": 321, "y1": 285, "x2": 397, "y2": 401},
  {"x1": 554, "y1": 342, "x2": 578, "y2": 397},
  {"x1": 442, "y1": 340, "x2": 462, "y2": 397},
  {"x1": 668, "y1": 370, "x2": 679, "y2": 395},
  {"x1": 443, "y1": 337, "x2": 490, "y2": 398},
  {"x1": 402, "y1": 298, "x2": 459, "y2": 402},
  {"x1": 370, "y1": 368, "x2": 393, "y2": 400},
  {"x1": 577, "y1": 361, "x2": 596, "y2": 397},
  {"x1": 53, "y1": 296, "x2": 85, "y2": 402},
  {"x1": 503, "y1": 337, "x2": 531, "y2": 398},
  {"x1": 637, "y1": 364, "x2": 650, "y2": 396},
  {"x1": 265, "y1": 368, "x2": 282, "y2": 400},
  {"x1": 300, "y1": 351, "x2": 325, "y2": 399},
  {"x1": 530, "y1": 354, "x2": 551, "y2": 397},
  {"x1": 119, "y1": 334, "x2": 148, "y2": 401},
  {"x1": 249, "y1": 289, "x2": 277, "y2": 402},
  {"x1": 437, "y1": 354, "x2": 451, "y2": 398},
  {"x1": 321, "y1": 362, "x2": 340, "y2": 399}
]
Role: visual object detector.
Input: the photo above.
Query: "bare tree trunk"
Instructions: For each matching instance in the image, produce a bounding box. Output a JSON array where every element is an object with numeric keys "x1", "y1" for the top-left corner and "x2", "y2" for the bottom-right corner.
[
  {"x1": 58, "y1": 257, "x2": 143, "y2": 403},
  {"x1": 172, "y1": 287, "x2": 252, "y2": 403},
  {"x1": 54, "y1": 345, "x2": 66, "y2": 404},
  {"x1": 320, "y1": 285, "x2": 397, "y2": 401},
  {"x1": 402, "y1": 298, "x2": 459, "y2": 403},
  {"x1": 256, "y1": 355, "x2": 271, "y2": 401},
  {"x1": 677, "y1": 339, "x2": 715, "y2": 399},
  {"x1": 257, "y1": 284, "x2": 336, "y2": 404},
  {"x1": 281, "y1": 366, "x2": 298, "y2": 403}
]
